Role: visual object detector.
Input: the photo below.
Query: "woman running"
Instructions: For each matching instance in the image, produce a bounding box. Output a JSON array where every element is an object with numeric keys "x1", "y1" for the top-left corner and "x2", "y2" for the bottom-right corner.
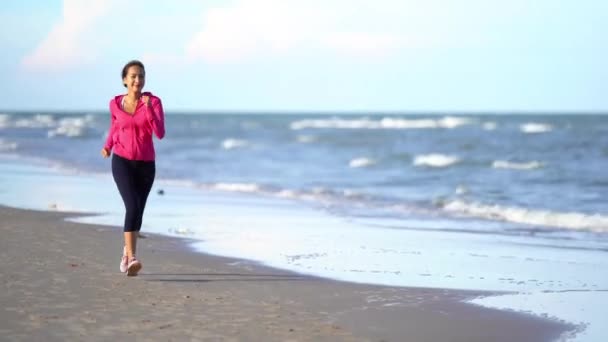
[{"x1": 101, "y1": 60, "x2": 165, "y2": 276}]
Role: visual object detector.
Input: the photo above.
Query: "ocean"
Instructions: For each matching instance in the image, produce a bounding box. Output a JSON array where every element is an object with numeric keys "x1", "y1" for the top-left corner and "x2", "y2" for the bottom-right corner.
[
  {"x1": 2, "y1": 112, "x2": 608, "y2": 230},
  {"x1": 1, "y1": 111, "x2": 607, "y2": 341}
]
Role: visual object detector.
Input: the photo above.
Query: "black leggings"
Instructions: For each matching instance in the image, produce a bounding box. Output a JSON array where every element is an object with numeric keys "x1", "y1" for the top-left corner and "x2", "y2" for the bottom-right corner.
[{"x1": 112, "y1": 154, "x2": 155, "y2": 232}]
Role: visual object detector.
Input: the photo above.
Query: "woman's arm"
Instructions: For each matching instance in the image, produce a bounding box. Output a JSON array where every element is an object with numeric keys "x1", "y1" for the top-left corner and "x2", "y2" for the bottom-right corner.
[
  {"x1": 103, "y1": 106, "x2": 117, "y2": 151},
  {"x1": 145, "y1": 96, "x2": 165, "y2": 139}
]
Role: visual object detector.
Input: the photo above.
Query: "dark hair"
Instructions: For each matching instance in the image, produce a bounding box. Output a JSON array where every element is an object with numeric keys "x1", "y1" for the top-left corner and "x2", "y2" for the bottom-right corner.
[{"x1": 121, "y1": 60, "x2": 145, "y2": 88}]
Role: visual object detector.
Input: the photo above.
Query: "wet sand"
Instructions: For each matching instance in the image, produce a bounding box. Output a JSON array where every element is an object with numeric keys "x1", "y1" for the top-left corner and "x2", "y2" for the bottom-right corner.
[{"x1": 0, "y1": 205, "x2": 572, "y2": 341}]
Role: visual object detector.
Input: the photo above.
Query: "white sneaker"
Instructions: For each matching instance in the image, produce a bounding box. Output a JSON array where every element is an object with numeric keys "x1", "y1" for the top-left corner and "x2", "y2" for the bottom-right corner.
[{"x1": 126, "y1": 257, "x2": 142, "y2": 277}]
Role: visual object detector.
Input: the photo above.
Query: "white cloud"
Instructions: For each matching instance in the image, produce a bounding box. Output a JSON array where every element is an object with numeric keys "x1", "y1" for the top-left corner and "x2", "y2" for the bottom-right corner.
[
  {"x1": 184, "y1": 0, "x2": 406, "y2": 64},
  {"x1": 140, "y1": 52, "x2": 185, "y2": 66},
  {"x1": 185, "y1": 1, "x2": 315, "y2": 63},
  {"x1": 322, "y1": 32, "x2": 403, "y2": 58},
  {"x1": 138, "y1": 0, "x2": 533, "y2": 66},
  {"x1": 21, "y1": 0, "x2": 115, "y2": 71}
]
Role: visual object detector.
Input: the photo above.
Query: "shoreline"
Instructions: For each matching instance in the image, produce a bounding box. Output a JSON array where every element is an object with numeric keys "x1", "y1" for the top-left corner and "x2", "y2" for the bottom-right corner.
[{"x1": 0, "y1": 205, "x2": 574, "y2": 341}]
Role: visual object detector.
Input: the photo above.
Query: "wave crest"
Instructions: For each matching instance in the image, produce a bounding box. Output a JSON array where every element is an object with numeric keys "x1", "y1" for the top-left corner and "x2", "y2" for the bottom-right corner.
[
  {"x1": 212, "y1": 183, "x2": 260, "y2": 192},
  {"x1": 349, "y1": 157, "x2": 376, "y2": 168},
  {"x1": 413, "y1": 154, "x2": 460, "y2": 168},
  {"x1": 47, "y1": 116, "x2": 94, "y2": 138},
  {"x1": 492, "y1": 160, "x2": 544, "y2": 170},
  {"x1": 521, "y1": 123, "x2": 552, "y2": 134},
  {"x1": 290, "y1": 116, "x2": 474, "y2": 130},
  {"x1": 443, "y1": 200, "x2": 608, "y2": 232},
  {"x1": 221, "y1": 138, "x2": 249, "y2": 149}
]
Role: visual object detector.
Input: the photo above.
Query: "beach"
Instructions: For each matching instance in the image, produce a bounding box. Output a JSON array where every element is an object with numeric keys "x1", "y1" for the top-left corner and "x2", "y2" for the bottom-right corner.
[
  {"x1": 2, "y1": 0, "x2": 607, "y2": 339},
  {"x1": 1, "y1": 112, "x2": 607, "y2": 341},
  {"x1": 0, "y1": 205, "x2": 570, "y2": 341}
]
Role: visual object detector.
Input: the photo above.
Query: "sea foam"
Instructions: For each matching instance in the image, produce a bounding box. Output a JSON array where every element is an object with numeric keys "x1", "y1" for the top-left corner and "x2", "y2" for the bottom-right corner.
[
  {"x1": 492, "y1": 160, "x2": 544, "y2": 170},
  {"x1": 0, "y1": 114, "x2": 11, "y2": 128},
  {"x1": 413, "y1": 154, "x2": 460, "y2": 168},
  {"x1": 15, "y1": 114, "x2": 56, "y2": 128},
  {"x1": 221, "y1": 138, "x2": 249, "y2": 149},
  {"x1": 290, "y1": 116, "x2": 475, "y2": 130},
  {"x1": 349, "y1": 157, "x2": 376, "y2": 168},
  {"x1": 521, "y1": 123, "x2": 553, "y2": 134},
  {"x1": 212, "y1": 182, "x2": 260, "y2": 193},
  {"x1": 47, "y1": 116, "x2": 94, "y2": 138},
  {"x1": 443, "y1": 200, "x2": 608, "y2": 232}
]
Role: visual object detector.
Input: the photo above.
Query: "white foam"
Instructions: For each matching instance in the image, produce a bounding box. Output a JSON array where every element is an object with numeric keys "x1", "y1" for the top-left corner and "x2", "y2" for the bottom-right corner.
[
  {"x1": 212, "y1": 182, "x2": 260, "y2": 193},
  {"x1": 221, "y1": 138, "x2": 249, "y2": 149},
  {"x1": 342, "y1": 189, "x2": 361, "y2": 198},
  {"x1": 276, "y1": 189, "x2": 298, "y2": 198},
  {"x1": 436, "y1": 116, "x2": 474, "y2": 129},
  {"x1": 15, "y1": 114, "x2": 56, "y2": 128},
  {"x1": 0, "y1": 114, "x2": 10, "y2": 128},
  {"x1": 455, "y1": 185, "x2": 469, "y2": 195},
  {"x1": 521, "y1": 122, "x2": 553, "y2": 134},
  {"x1": 349, "y1": 157, "x2": 376, "y2": 168},
  {"x1": 290, "y1": 117, "x2": 372, "y2": 130},
  {"x1": 413, "y1": 154, "x2": 460, "y2": 168},
  {"x1": 443, "y1": 200, "x2": 608, "y2": 232},
  {"x1": 290, "y1": 116, "x2": 475, "y2": 130},
  {"x1": 4, "y1": 114, "x2": 95, "y2": 137},
  {"x1": 277, "y1": 187, "x2": 334, "y2": 203},
  {"x1": 482, "y1": 122, "x2": 497, "y2": 130},
  {"x1": 156, "y1": 178, "x2": 340, "y2": 205},
  {"x1": 492, "y1": 160, "x2": 544, "y2": 170},
  {"x1": 47, "y1": 116, "x2": 93, "y2": 138}
]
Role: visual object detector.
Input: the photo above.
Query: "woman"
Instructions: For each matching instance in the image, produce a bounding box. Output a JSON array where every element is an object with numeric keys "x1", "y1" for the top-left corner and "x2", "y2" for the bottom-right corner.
[{"x1": 101, "y1": 60, "x2": 165, "y2": 276}]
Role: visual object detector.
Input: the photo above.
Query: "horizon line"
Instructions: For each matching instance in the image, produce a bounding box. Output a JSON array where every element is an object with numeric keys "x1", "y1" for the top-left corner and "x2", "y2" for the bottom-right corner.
[{"x1": 2, "y1": 109, "x2": 608, "y2": 115}]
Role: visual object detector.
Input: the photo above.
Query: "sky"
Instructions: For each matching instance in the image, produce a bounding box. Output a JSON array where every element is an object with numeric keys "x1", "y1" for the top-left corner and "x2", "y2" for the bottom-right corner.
[{"x1": 0, "y1": 0, "x2": 606, "y2": 113}]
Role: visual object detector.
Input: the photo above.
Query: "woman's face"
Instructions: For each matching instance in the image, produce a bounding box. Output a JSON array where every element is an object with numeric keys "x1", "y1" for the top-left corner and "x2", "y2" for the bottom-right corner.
[{"x1": 123, "y1": 66, "x2": 145, "y2": 93}]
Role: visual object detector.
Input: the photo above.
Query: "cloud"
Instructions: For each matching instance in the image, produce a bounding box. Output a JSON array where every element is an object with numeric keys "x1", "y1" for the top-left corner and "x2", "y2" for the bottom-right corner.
[
  {"x1": 140, "y1": 52, "x2": 185, "y2": 66},
  {"x1": 184, "y1": 0, "x2": 405, "y2": 64},
  {"x1": 21, "y1": 0, "x2": 115, "y2": 71},
  {"x1": 321, "y1": 32, "x2": 404, "y2": 58},
  {"x1": 136, "y1": 0, "x2": 532, "y2": 67}
]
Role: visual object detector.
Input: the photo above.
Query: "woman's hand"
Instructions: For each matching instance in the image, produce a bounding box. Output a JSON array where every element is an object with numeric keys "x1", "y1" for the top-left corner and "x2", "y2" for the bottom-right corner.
[{"x1": 101, "y1": 148, "x2": 110, "y2": 158}]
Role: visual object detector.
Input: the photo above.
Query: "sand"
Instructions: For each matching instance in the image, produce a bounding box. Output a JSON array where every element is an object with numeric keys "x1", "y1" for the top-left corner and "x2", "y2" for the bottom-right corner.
[{"x1": 0, "y1": 205, "x2": 573, "y2": 341}]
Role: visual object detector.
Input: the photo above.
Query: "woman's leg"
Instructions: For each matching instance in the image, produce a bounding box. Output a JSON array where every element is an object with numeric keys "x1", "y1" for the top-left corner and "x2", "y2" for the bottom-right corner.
[
  {"x1": 112, "y1": 154, "x2": 140, "y2": 258},
  {"x1": 124, "y1": 231, "x2": 137, "y2": 257},
  {"x1": 133, "y1": 160, "x2": 156, "y2": 232}
]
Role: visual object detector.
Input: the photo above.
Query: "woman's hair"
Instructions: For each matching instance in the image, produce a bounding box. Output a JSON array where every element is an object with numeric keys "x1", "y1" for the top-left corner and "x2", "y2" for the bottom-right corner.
[{"x1": 121, "y1": 60, "x2": 145, "y2": 88}]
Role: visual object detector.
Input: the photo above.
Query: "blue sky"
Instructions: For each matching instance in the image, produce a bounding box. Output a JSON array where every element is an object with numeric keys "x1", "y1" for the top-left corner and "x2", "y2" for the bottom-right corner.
[{"x1": 0, "y1": 0, "x2": 606, "y2": 112}]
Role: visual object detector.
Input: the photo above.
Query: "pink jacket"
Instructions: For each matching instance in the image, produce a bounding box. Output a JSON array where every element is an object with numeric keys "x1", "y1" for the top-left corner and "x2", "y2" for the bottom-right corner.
[{"x1": 104, "y1": 92, "x2": 165, "y2": 161}]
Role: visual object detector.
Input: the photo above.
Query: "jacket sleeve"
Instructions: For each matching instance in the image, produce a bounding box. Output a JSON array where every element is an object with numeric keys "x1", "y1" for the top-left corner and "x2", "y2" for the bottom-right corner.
[
  {"x1": 104, "y1": 104, "x2": 117, "y2": 151},
  {"x1": 146, "y1": 97, "x2": 165, "y2": 139}
]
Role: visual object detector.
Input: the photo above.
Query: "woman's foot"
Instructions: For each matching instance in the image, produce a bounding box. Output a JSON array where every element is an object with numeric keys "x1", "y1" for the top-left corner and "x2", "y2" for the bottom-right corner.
[
  {"x1": 126, "y1": 256, "x2": 142, "y2": 277},
  {"x1": 119, "y1": 246, "x2": 128, "y2": 273}
]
